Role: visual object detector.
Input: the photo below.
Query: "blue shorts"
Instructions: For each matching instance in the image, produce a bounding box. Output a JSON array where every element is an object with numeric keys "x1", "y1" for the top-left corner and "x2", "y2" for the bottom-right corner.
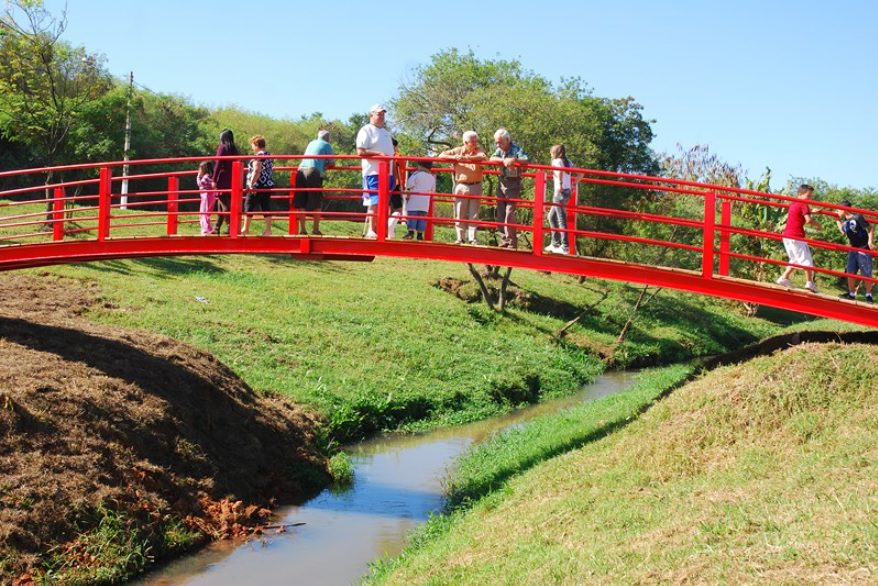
[
  {"x1": 846, "y1": 250, "x2": 873, "y2": 277},
  {"x1": 362, "y1": 175, "x2": 397, "y2": 207},
  {"x1": 406, "y1": 210, "x2": 427, "y2": 232}
]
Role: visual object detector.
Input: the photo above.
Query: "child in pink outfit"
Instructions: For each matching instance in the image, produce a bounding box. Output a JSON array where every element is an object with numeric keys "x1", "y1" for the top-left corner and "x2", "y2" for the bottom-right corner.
[{"x1": 197, "y1": 161, "x2": 218, "y2": 235}]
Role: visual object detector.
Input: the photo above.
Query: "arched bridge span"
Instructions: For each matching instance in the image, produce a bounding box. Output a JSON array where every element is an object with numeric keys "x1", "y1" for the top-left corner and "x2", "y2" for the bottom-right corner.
[{"x1": 1, "y1": 155, "x2": 876, "y2": 328}]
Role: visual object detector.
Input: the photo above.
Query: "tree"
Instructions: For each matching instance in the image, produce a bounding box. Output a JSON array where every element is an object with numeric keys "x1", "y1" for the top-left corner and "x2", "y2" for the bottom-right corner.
[{"x1": 0, "y1": 0, "x2": 110, "y2": 168}]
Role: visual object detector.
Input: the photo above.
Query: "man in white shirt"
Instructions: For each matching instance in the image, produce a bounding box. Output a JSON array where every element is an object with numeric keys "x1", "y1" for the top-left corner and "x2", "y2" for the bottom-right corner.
[{"x1": 356, "y1": 104, "x2": 395, "y2": 238}]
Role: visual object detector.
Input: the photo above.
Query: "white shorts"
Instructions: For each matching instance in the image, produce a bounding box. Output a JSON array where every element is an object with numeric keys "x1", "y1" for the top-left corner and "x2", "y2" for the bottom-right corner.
[{"x1": 783, "y1": 238, "x2": 813, "y2": 267}]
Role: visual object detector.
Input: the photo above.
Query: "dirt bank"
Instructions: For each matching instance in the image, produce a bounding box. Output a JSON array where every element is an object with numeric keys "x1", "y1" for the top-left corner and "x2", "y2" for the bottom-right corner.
[{"x1": 0, "y1": 273, "x2": 328, "y2": 584}]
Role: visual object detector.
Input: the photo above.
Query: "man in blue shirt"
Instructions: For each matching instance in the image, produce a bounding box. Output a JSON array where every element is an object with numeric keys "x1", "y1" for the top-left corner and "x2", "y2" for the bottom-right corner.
[
  {"x1": 294, "y1": 130, "x2": 336, "y2": 235},
  {"x1": 490, "y1": 128, "x2": 528, "y2": 249},
  {"x1": 836, "y1": 199, "x2": 874, "y2": 302}
]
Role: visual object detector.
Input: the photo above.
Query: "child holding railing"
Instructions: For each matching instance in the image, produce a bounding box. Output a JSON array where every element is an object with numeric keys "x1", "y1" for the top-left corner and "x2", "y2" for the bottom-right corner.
[
  {"x1": 402, "y1": 160, "x2": 434, "y2": 241},
  {"x1": 196, "y1": 161, "x2": 217, "y2": 235}
]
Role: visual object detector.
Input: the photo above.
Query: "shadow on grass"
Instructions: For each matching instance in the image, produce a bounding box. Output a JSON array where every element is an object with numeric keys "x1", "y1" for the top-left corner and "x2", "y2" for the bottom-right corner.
[{"x1": 77, "y1": 255, "x2": 228, "y2": 277}]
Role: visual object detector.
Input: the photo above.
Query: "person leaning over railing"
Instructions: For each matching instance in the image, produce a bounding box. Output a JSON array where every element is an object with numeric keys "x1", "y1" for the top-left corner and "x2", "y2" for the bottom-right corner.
[
  {"x1": 835, "y1": 199, "x2": 875, "y2": 302},
  {"x1": 776, "y1": 184, "x2": 822, "y2": 293},
  {"x1": 295, "y1": 129, "x2": 335, "y2": 236},
  {"x1": 490, "y1": 128, "x2": 528, "y2": 249},
  {"x1": 439, "y1": 131, "x2": 487, "y2": 245}
]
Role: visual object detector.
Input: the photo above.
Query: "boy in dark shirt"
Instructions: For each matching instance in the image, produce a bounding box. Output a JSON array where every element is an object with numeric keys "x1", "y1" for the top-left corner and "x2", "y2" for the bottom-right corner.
[{"x1": 836, "y1": 199, "x2": 875, "y2": 302}]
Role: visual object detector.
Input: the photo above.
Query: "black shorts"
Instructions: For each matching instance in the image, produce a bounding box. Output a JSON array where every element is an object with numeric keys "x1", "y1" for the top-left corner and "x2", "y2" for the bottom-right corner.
[
  {"x1": 294, "y1": 167, "x2": 324, "y2": 211},
  {"x1": 244, "y1": 189, "x2": 272, "y2": 213},
  {"x1": 390, "y1": 192, "x2": 403, "y2": 211}
]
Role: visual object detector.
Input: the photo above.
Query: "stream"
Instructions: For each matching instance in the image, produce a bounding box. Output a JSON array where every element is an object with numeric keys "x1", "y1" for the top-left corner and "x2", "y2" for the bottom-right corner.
[{"x1": 133, "y1": 371, "x2": 636, "y2": 586}]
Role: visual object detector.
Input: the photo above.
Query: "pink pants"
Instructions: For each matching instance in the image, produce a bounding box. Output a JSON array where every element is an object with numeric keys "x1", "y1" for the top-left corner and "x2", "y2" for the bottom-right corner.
[{"x1": 200, "y1": 192, "x2": 217, "y2": 234}]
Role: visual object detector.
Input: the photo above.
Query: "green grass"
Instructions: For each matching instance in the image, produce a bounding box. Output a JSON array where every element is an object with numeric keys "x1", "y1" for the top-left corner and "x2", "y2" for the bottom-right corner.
[
  {"x1": 368, "y1": 343, "x2": 878, "y2": 584},
  {"x1": 444, "y1": 365, "x2": 694, "y2": 508},
  {"x1": 39, "y1": 505, "x2": 201, "y2": 586},
  {"x1": 2, "y1": 200, "x2": 789, "y2": 444},
  {"x1": 42, "y1": 253, "x2": 784, "y2": 443}
]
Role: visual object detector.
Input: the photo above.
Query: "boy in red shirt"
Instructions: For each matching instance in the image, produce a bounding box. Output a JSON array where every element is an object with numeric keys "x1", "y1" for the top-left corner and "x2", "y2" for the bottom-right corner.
[{"x1": 776, "y1": 184, "x2": 822, "y2": 292}]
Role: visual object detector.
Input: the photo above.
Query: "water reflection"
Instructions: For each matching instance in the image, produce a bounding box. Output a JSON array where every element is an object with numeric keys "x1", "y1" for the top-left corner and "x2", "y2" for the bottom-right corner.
[{"x1": 132, "y1": 371, "x2": 635, "y2": 586}]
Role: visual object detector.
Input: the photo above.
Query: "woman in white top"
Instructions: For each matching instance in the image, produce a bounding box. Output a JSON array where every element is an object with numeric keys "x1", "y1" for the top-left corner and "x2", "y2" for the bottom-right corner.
[{"x1": 545, "y1": 144, "x2": 573, "y2": 254}]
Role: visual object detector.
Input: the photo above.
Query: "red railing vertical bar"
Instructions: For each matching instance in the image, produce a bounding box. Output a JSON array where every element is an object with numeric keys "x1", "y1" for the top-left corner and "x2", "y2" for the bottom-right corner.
[
  {"x1": 567, "y1": 180, "x2": 578, "y2": 254},
  {"x1": 718, "y1": 198, "x2": 732, "y2": 276},
  {"x1": 229, "y1": 160, "x2": 243, "y2": 239},
  {"x1": 166, "y1": 176, "x2": 179, "y2": 236},
  {"x1": 52, "y1": 187, "x2": 65, "y2": 241},
  {"x1": 288, "y1": 170, "x2": 297, "y2": 235},
  {"x1": 376, "y1": 160, "x2": 389, "y2": 241},
  {"x1": 97, "y1": 166, "x2": 112, "y2": 241},
  {"x1": 425, "y1": 184, "x2": 436, "y2": 241},
  {"x1": 702, "y1": 190, "x2": 716, "y2": 278},
  {"x1": 533, "y1": 171, "x2": 546, "y2": 256}
]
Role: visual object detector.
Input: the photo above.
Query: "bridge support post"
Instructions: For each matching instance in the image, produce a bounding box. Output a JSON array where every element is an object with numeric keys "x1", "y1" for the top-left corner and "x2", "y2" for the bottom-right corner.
[
  {"x1": 702, "y1": 190, "x2": 716, "y2": 278},
  {"x1": 229, "y1": 160, "x2": 243, "y2": 239},
  {"x1": 166, "y1": 176, "x2": 179, "y2": 236},
  {"x1": 52, "y1": 187, "x2": 65, "y2": 241},
  {"x1": 533, "y1": 171, "x2": 546, "y2": 256},
  {"x1": 718, "y1": 199, "x2": 731, "y2": 276},
  {"x1": 376, "y1": 160, "x2": 389, "y2": 241},
  {"x1": 98, "y1": 166, "x2": 112, "y2": 241}
]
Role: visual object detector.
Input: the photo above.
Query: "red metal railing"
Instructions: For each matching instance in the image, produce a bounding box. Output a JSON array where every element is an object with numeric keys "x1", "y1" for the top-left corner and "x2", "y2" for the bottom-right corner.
[{"x1": 1, "y1": 154, "x2": 878, "y2": 327}]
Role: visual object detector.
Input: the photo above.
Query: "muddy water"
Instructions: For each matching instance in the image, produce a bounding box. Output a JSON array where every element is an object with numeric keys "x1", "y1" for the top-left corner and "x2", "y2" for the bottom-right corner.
[{"x1": 134, "y1": 371, "x2": 636, "y2": 586}]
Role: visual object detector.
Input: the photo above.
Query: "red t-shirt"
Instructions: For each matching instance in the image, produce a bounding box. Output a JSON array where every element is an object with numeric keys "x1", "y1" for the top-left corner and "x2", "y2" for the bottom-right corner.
[{"x1": 783, "y1": 201, "x2": 811, "y2": 238}]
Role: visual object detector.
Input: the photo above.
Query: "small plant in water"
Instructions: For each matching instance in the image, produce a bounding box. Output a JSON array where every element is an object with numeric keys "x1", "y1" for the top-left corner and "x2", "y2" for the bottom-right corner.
[{"x1": 328, "y1": 452, "x2": 354, "y2": 487}]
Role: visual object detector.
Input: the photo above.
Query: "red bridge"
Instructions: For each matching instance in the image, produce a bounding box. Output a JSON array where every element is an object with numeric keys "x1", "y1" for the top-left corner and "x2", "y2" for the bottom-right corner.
[{"x1": 1, "y1": 155, "x2": 877, "y2": 328}]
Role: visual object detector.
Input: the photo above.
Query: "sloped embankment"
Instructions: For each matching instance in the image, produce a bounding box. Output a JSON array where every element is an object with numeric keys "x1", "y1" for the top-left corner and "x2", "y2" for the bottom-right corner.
[
  {"x1": 374, "y1": 341, "x2": 878, "y2": 584},
  {"x1": 0, "y1": 274, "x2": 328, "y2": 584}
]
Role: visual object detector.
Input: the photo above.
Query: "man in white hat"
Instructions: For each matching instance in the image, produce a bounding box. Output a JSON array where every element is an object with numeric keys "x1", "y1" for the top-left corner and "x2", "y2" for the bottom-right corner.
[{"x1": 356, "y1": 104, "x2": 395, "y2": 238}]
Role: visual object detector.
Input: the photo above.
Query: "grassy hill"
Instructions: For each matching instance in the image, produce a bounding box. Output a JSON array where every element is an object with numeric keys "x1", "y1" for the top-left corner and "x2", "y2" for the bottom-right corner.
[
  {"x1": 369, "y1": 342, "x2": 878, "y2": 584},
  {"x1": 36, "y1": 249, "x2": 787, "y2": 443}
]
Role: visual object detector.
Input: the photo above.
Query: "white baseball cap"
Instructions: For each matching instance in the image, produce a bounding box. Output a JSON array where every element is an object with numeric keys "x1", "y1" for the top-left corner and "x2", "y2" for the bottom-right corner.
[{"x1": 369, "y1": 104, "x2": 387, "y2": 114}]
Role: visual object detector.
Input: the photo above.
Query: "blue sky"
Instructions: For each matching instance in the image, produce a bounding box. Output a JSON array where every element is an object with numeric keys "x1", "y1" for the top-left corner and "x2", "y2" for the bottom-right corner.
[{"x1": 42, "y1": 0, "x2": 878, "y2": 189}]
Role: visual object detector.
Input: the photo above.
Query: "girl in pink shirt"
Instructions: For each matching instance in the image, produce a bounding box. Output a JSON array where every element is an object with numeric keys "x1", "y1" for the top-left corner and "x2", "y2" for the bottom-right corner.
[{"x1": 197, "y1": 161, "x2": 218, "y2": 235}]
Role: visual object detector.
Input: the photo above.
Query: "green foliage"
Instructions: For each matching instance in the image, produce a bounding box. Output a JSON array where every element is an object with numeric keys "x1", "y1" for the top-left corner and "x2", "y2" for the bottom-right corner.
[
  {"x1": 0, "y1": 0, "x2": 112, "y2": 165},
  {"x1": 38, "y1": 504, "x2": 201, "y2": 585},
  {"x1": 328, "y1": 452, "x2": 354, "y2": 486},
  {"x1": 393, "y1": 48, "x2": 658, "y2": 174}
]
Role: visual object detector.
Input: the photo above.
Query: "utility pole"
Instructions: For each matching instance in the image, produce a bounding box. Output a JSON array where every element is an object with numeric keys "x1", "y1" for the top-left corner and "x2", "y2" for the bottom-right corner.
[{"x1": 120, "y1": 71, "x2": 133, "y2": 209}]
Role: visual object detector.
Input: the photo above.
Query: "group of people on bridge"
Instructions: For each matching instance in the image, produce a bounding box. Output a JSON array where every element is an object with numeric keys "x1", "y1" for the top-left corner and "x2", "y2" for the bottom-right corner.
[
  {"x1": 195, "y1": 103, "x2": 575, "y2": 254},
  {"x1": 194, "y1": 103, "x2": 875, "y2": 302}
]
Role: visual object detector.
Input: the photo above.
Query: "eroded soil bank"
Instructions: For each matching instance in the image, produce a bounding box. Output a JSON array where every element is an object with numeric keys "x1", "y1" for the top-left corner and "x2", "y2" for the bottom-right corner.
[{"x1": 0, "y1": 274, "x2": 329, "y2": 584}]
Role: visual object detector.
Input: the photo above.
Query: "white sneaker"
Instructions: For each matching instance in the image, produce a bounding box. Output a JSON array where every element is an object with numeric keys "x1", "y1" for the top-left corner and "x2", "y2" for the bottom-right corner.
[
  {"x1": 557, "y1": 246, "x2": 570, "y2": 255},
  {"x1": 365, "y1": 230, "x2": 378, "y2": 239},
  {"x1": 776, "y1": 277, "x2": 793, "y2": 288},
  {"x1": 544, "y1": 244, "x2": 560, "y2": 254},
  {"x1": 805, "y1": 281, "x2": 817, "y2": 293}
]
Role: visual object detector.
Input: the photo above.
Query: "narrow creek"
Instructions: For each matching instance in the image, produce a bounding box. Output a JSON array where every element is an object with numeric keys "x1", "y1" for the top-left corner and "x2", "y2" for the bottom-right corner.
[{"x1": 133, "y1": 371, "x2": 637, "y2": 586}]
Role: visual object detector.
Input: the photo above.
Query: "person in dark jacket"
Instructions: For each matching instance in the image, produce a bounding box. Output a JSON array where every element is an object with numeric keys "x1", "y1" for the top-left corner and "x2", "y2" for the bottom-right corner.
[{"x1": 211, "y1": 129, "x2": 239, "y2": 234}]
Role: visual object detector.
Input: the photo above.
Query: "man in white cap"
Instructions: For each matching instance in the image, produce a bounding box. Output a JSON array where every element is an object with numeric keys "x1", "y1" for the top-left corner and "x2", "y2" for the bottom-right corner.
[
  {"x1": 356, "y1": 104, "x2": 395, "y2": 238},
  {"x1": 294, "y1": 129, "x2": 335, "y2": 235}
]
